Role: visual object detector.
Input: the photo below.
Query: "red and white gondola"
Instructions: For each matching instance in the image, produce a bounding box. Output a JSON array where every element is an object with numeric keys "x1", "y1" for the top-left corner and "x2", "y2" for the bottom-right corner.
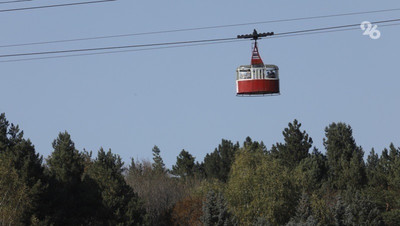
[{"x1": 236, "y1": 30, "x2": 279, "y2": 96}]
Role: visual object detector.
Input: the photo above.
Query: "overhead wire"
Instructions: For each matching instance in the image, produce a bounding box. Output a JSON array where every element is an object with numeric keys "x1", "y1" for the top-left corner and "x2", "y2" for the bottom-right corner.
[
  {"x1": 1, "y1": 22, "x2": 399, "y2": 63},
  {"x1": 0, "y1": 40, "x2": 247, "y2": 63},
  {"x1": 1, "y1": 18, "x2": 399, "y2": 60},
  {"x1": 271, "y1": 21, "x2": 400, "y2": 39},
  {"x1": 0, "y1": 0, "x2": 32, "y2": 5},
  {"x1": 1, "y1": 7, "x2": 400, "y2": 48},
  {"x1": 275, "y1": 18, "x2": 400, "y2": 36},
  {"x1": 0, "y1": 37, "x2": 238, "y2": 58},
  {"x1": 0, "y1": 0, "x2": 115, "y2": 13}
]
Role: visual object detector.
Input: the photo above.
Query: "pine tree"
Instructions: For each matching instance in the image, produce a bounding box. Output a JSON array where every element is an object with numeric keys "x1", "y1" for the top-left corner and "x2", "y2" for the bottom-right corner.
[
  {"x1": 342, "y1": 191, "x2": 382, "y2": 225},
  {"x1": 203, "y1": 139, "x2": 239, "y2": 182},
  {"x1": 0, "y1": 154, "x2": 31, "y2": 225},
  {"x1": 201, "y1": 190, "x2": 234, "y2": 226},
  {"x1": 333, "y1": 196, "x2": 346, "y2": 226},
  {"x1": 0, "y1": 113, "x2": 45, "y2": 223},
  {"x1": 366, "y1": 148, "x2": 383, "y2": 187},
  {"x1": 152, "y1": 145, "x2": 165, "y2": 173},
  {"x1": 86, "y1": 148, "x2": 146, "y2": 225},
  {"x1": 294, "y1": 148, "x2": 328, "y2": 192},
  {"x1": 171, "y1": 149, "x2": 195, "y2": 178},
  {"x1": 271, "y1": 120, "x2": 313, "y2": 168},
  {"x1": 381, "y1": 143, "x2": 400, "y2": 225},
  {"x1": 45, "y1": 131, "x2": 99, "y2": 224},
  {"x1": 286, "y1": 193, "x2": 319, "y2": 226},
  {"x1": 324, "y1": 122, "x2": 366, "y2": 190}
]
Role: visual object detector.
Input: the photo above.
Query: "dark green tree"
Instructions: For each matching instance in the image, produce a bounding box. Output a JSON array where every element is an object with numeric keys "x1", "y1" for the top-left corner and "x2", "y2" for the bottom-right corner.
[
  {"x1": 243, "y1": 136, "x2": 266, "y2": 153},
  {"x1": 324, "y1": 122, "x2": 366, "y2": 190},
  {"x1": 87, "y1": 148, "x2": 146, "y2": 225},
  {"x1": 295, "y1": 148, "x2": 328, "y2": 192},
  {"x1": 171, "y1": 149, "x2": 195, "y2": 178},
  {"x1": 0, "y1": 113, "x2": 45, "y2": 223},
  {"x1": 201, "y1": 190, "x2": 234, "y2": 226},
  {"x1": 45, "y1": 131, "x2": 100, "y2": 224},
  {"x1": 271, "y1": 119, "x2": 313, "y2": 168},
  {"x1": 380, "y1": 144, "x2": 400, "y2": 225},
  {"x1": 287, "y1": 193, "x2": 318, "y2": 226},
  {"x1": 203, "y1": 139, "x2": 239, "y2": 182},
  {"x1": 342, "y1": 191, "x2": 382, "y2": 226},
  {"x1": 366, "y1": 148, "x2": 384, "y2": 187},
  {"x1": 333, "y1": 196, "x2": 346, "y2": 226},
  {"x1": 152, "y1": 145, "x2": 165, "y2": 173},
  {"x1": 0, "y1": 153, "x2": 31, "y2": 225}
]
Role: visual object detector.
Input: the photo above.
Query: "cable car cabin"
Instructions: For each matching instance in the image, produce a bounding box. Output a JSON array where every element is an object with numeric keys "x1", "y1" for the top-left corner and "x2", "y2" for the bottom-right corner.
[
  {"x1": 236, "y1": 64, "x2": 279, "y2": 96},
  {"x1": 235, "y1": 34, "x2": 279, "y2": 96}
]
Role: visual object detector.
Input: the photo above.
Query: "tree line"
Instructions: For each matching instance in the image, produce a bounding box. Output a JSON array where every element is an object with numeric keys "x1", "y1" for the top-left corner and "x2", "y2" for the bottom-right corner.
[{"x1": 0, "y1": 113, "x2": 399, "y2": 225}]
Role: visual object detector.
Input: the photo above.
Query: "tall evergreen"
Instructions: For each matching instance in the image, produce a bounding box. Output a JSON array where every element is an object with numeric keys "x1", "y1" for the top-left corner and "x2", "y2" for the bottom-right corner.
[
  {"x1": 201, "y1": 190, "x2": 234, "y2": 226},
  {"x1": 171, "y1": 149, "x2": 195, "y2": 178},
  {"x1": 324, "y1": 122, "x2": 366, "y2": 190},
  {"x1": 203, "y1": 139, "x2": 239, "y2": 182},
  {"x1": 380, "y1": 144, "x2": 400, "y2": 224},
  {"x1": 152, "y1": 145, "x2": 165, "y2": 173},
  {"x1": 0, "y1": 154, "x2": 31, "y2": 225},
  {"x1": 295, "y1": 148, "x2": 328, "y2": 192},
  {"x1": 342, "y1": 191, "x2": 382, "y2": 225},
  {"x1": 87, "y1": 148, "x2": 146, "y2": 225},
  {"x1": 271, "y1": 119, "x2": 313, "y2": 168},
  {"x1": 45, "y1": 131, "x2": 99, "y2": 224},
  {"x1": 0, "y1": 113, "x2": 45, "y2": 223}
]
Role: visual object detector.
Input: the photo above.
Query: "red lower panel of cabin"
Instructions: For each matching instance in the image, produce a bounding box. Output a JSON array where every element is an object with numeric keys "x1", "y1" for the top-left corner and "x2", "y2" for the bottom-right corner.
[{"x1": 236, "y1": 79, "x2": 279, "y2": 95}]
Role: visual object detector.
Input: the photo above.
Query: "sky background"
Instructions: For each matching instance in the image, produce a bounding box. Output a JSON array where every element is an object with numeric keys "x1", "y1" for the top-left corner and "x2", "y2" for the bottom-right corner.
[{"x1": 1, "y1": 0, "x2": 399, "y2": 168}]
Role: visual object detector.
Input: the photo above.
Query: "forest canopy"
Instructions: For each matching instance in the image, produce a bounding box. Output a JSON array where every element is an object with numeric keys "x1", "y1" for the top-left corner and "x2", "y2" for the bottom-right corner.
[{"x1": 0, "y1": 113, "x2": 399, "y2": 225}]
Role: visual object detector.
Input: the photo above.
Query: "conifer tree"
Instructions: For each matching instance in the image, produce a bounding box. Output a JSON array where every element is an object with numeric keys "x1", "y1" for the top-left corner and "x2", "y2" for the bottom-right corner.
[
  {"x1": 152, "y1": 145, "x2": 165, "y2": 173},
  {"x1": 45, "y1": 131, "x2": 99, "y2": 224},
  {"x1": 295, "y1": 148, "x2": 328, "y2": 192},
  {"x1": 342, "y1": 191, "x2": 382, "y2": 225},
  {"x1": 0, "y1": 154, "x2": 31, "y2": 225},
  {"x1": 324, "y1": 123, "x2": 366, "y2": 190},
  {"x1": 0, "y1": 113, "x2": 45, "y2": 223},
  {"x1": 203, "y1": 139, "x2": 239, "y2": 182},
  {"x1": 87, "y1": 148, "x2": 146, "y2": 225},
  {"x1": 201, "y1": 190, "x2": 234, "y2": 226},
  {"x1": 271, "y1": 119, "x2": 313, "y2": 168},
  {"x1": 171, "y1": 149, "x2": 195, "y2": 178}
]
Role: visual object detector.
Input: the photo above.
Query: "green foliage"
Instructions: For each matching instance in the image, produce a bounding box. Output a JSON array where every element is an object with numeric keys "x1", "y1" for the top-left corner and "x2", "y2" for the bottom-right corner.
[
  {"x1": 271, "y1": 119, "x2": 313, "y2": 169},
  {"x1": 324, "y1": 122, "x2": 366, "y2": 190},
  {"x1": 243, "y1": 136, "x2": 267, "y2": 153},
  {"x1": 203, "y1": 139, "x2": 239, "y2": 182},
  {"x1": 0, "y1": 113, "x2": 44, "y2": 223},
  {"x1": 3, "y1": 114, "x2": 400, "y2": 226},
  {"x1": 127, "y1": 158, "x2": 186, "y2": 226},
  {"x1": 0, "y1": 154, "x2": 31, "y2": 225},
  {"x1": 87, "y1": 148, "x2": 146, "y2": 225},
  {"x1": 45, "y1": 132, "x2": 100, "y2": 224},
  {"x1": 287, "y1": 193, "x2": 318, "y2": 226},
  {"x1": 226, "y1": 147, "x2": 298, "y2": 225},
  {"x1": 172, "y1": 149, "x2": 196, "y2": 178},
  {"x1": 342, "y1": 191, "x2": 382, "y2": 226},
  {"x1": 47, "y1": 132, "x2": 84, "y2": 184},
  {"x1": 294, "y1": 148, "x2": 328, "y2": 192},
  {"x1": 152, "y1": 145, "x2": 166, "y2": 173},
  {"x1": 201, "y1": 190, "x2": 235, "y2": 226}
]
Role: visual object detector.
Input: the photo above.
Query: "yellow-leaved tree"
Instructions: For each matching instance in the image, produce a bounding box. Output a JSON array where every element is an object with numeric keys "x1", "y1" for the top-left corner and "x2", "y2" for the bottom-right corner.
[{"x1": 226, "y1": 147, "x2": 299, "y2": 225}]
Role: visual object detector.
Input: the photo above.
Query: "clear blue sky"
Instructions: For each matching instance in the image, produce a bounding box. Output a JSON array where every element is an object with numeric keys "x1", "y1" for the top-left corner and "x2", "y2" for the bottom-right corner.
[{"x1": 1, "y1": 0, "x2": 399, "y2": 168}]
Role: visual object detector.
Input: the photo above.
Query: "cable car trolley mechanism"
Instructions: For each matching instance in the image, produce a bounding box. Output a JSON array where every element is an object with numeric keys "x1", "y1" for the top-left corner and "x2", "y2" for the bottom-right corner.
[{"x1": 236, "y1": 30, "x2": 279, "y2": 96}]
